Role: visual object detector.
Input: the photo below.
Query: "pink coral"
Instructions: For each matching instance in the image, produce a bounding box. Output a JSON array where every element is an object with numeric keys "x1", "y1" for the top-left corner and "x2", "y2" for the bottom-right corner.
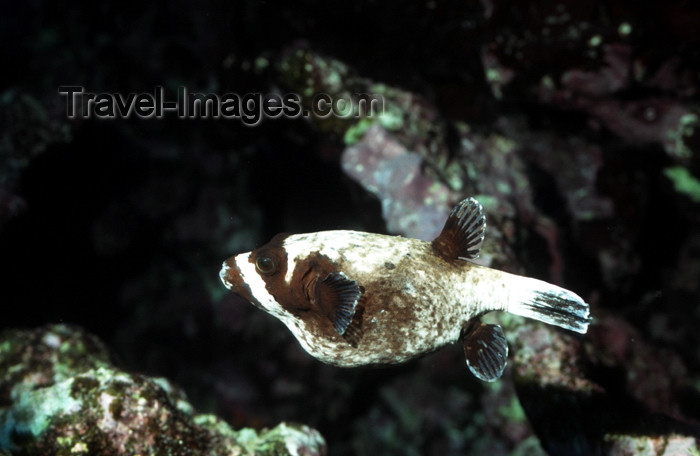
[{"x1": 341, "y1": 124, "x2": 458, "y2": 240}]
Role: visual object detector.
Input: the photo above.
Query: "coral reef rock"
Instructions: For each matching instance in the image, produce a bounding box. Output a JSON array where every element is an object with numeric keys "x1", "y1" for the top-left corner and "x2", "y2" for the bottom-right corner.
[
  {"x1": 341, "y1": 124, "x2": 458, "y2": 240},
  {"x1": 0, "y1": 324, "x2": 326, "y2": 456}
]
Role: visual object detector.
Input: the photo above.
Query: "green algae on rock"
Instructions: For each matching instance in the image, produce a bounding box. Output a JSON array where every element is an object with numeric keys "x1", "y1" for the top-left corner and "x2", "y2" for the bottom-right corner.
[
  {"x1": 0, "y1": 324, "x2": 326, "y2": 456},
  {"x1": 664, "y1": 166, "x2": 700, "y2": 203},
  {"x1": 276, "y1": 44, "x2": 461, "y2": 191}
]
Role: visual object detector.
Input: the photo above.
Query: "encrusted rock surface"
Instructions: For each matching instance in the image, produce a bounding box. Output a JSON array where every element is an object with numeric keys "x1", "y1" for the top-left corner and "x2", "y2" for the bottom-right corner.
[{"x1": 0, "y1": 324, "x2": 326, "y2": 456}]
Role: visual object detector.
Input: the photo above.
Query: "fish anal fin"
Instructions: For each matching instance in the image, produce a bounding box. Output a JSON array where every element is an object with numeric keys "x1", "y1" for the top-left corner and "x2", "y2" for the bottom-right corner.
[
  {"x1": 315, "y1": 271, "x2": 361, "y2": 335},
  {"x1": 463, "y1": 322, "x2": 508, "y2": 382},
  {"x1": 432, "y1": 197, "x2": 486, "y2": 261}
]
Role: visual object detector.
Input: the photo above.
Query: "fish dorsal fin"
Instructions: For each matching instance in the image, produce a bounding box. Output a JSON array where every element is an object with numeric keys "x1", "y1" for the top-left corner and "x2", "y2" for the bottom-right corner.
[
  {"x1": 463, "y1": 322, "x2": 508, "y2": 382},
  {"x1": 314, "y1": 272, "x2": 361, "y2": 335},
  {"x1": 432, "y1": 197, "x2": 486, "y2": 260}
]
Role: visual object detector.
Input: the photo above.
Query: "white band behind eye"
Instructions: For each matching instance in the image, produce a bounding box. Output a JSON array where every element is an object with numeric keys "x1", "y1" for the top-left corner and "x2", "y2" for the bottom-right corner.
[{"x1": 235, "y1": 254, "x2": 287, "y2": 320}]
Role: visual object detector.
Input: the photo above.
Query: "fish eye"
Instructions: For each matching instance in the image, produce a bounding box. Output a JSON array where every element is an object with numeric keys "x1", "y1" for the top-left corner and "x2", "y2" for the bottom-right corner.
[{"x1": 255, "y1": 256, "x2": 276, "y2": 275}]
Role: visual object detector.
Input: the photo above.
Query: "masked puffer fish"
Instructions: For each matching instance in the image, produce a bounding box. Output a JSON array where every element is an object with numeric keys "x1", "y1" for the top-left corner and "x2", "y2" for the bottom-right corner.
[{"x1": 220, "y1": 197, "x2": 590, "y2": 382}]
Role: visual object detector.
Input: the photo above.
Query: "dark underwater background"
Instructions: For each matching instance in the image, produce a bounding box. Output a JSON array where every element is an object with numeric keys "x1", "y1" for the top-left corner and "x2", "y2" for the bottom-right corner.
[{"x1": 1, "y1": 0, "x2": 699, "y2": 454}]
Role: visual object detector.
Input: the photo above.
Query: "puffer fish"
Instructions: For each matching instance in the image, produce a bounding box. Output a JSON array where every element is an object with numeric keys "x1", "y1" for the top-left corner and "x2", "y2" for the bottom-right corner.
[{"x1": 219, "y1": 197, "x2": 590, "y2": 381}]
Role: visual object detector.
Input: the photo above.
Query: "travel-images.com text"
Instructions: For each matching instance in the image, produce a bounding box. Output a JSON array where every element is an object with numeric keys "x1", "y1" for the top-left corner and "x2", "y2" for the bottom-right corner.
[{"x1": 58, "y1": 86, "x2": 384, "y2": 126}]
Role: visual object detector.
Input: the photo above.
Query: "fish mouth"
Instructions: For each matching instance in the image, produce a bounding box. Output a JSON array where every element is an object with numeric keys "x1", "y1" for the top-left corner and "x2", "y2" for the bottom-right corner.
[
  {"x1": 219, "y1": 255, "x2": 263, "y2": 310},
  {"x1": 219, "y1": 257, "x2": 249, "y2": 296},
  {"x1": 219, "y1": 259, "x2": 236, "y2": 290}
]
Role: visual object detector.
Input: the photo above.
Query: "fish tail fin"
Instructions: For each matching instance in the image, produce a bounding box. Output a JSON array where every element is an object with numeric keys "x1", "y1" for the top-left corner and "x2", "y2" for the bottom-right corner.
[{"x1": 506, "y1": 276, "x2": 590, "y2": 334}]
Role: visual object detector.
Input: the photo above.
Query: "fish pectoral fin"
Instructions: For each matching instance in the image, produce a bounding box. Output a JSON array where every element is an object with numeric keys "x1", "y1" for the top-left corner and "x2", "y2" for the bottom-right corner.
[
  {"x1": 314, "y1": 271, "x2": 362, "y2": 335},
  {"x1": 463, "y1": 322, "x2": 508, "y2": 382},
  {"x1": 432, "y1": 197, "x2": 486, "y2": 261},
  {"x1": 341, "y1": 298, "x2": 365, "y2": 347}
]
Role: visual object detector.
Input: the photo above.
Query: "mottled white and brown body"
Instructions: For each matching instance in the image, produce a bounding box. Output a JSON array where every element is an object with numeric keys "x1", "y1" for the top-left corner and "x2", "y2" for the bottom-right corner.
[{"x1": 220, "y1": 198, "x2": 590, "y2": 381}]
